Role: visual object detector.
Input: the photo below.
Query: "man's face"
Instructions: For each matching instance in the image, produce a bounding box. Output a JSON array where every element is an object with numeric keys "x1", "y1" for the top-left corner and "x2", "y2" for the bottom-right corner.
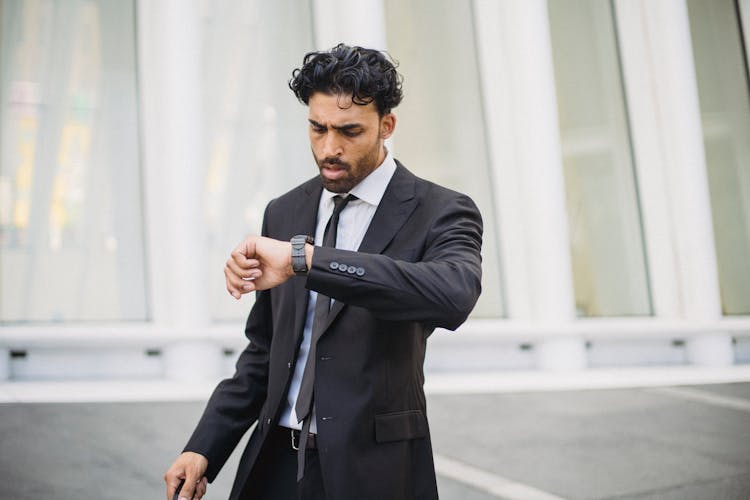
[{"x1": 308, "y1": 93, "x2": 396, "y2": 193}]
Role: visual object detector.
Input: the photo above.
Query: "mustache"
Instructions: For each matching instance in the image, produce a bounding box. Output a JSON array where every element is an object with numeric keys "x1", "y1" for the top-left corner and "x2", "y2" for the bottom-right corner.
[{"x1": 320, "y1": 157, "x2": 350, "y2": 169}]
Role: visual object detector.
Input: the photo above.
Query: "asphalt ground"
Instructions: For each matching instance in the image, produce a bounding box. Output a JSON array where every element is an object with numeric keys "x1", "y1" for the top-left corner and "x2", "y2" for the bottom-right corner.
[{"x1": 1, "y1": 383, "x2": 749, "y2": 499}]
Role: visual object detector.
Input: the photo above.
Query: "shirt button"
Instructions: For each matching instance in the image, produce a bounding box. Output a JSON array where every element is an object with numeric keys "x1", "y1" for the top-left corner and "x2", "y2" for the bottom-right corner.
[
  {"x1": 356, "y1": 267, "x2": 365, "y2": 276},
  {"x1": 330, "y1": 261, "x2": 339, "y2": 270},
  {"x1": 347, "y1": 266, "x2": 356, "y2": 274}
]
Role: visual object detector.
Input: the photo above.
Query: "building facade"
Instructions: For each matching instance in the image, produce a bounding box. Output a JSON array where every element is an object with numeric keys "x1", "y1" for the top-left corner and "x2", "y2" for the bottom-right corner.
[{"x1": 1, "y1": 0, "x2": 749, "y2": 381}]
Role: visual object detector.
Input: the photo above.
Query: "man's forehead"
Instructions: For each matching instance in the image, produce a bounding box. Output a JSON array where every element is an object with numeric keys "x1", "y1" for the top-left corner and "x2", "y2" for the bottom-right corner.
[{"x1": 308, "y1": 92, "x2": 378, "y2": 121}]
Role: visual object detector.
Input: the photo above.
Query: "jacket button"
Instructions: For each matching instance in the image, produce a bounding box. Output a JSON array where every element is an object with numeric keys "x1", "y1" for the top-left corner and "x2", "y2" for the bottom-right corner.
[
  {"x1": 347, "y1": 266, "x2": 356, "y2": 274},
  {"x1": 330, "y1": 261, "x2": 339, "y2": 270},
  {"x1": 356, "y1": 267, "x2": 365, "y2": 276},
  {"x1": 266, "y1": 417, "x2": 272, "y2": 425},
  {"x1": 320, "y1": 356, "x2": 333, "y2": 361},
  {"x1": 287, "y1": 362, "x2": 292, "y2": 369},
  {"x1": 321, "y1": 416, "x2": 334, "y2": 421}
]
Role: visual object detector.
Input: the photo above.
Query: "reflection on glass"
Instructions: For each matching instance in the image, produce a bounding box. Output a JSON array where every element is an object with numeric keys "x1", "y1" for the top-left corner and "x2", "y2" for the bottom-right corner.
[
  {"x1": 202, "y1": 1, "x2": 316, "y2": 321},
  {"x1": 0, "y1": 0, "x2": 147, "y2": 321},
  {"x1": 384, "y1": 0, "x2": 505, "y2": 318},
  {"x1": 688, "y1": 0, "x2": 750, "y2": 315},
  {"x1": 548, "y1": 0, "x2": 651, "y2": 317}
]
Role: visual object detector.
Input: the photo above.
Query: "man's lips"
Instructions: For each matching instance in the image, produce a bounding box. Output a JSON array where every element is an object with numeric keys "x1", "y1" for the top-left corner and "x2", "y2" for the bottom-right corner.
[{"x1": 321, "y1": 162, "x2": 348, "y2": 180}]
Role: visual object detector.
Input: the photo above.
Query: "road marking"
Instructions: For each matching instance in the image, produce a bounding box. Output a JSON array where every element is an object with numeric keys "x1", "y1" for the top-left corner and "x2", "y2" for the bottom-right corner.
[
  {"x1": 433, "y1": 454, "x2": 569, "y2": 500},
  {"x1": 649, "y1": 386, "x2": 750, "y2": 413}
]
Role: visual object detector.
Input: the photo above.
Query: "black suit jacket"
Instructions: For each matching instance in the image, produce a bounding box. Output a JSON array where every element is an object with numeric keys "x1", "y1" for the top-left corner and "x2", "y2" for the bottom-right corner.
[{"x1": 184, "y1": 161, "x2": 483, "y2": 500}]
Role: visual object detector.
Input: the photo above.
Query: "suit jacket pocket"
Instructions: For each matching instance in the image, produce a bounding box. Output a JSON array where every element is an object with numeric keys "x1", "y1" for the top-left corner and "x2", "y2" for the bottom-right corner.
[{"x1": 374, "y1": 409, "x2": 428, "y2": 443}]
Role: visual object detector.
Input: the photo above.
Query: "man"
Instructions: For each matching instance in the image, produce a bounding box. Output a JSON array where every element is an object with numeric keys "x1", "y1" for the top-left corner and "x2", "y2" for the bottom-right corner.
[{"x1": 165, "y1": 43, "x2": 483, "y2": 500}]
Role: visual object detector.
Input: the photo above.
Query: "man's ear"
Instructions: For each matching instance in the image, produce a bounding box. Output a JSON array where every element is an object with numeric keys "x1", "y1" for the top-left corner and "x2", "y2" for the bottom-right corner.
[{"x1": 380, "y1": 113, "x2": 396, "y2": 139}]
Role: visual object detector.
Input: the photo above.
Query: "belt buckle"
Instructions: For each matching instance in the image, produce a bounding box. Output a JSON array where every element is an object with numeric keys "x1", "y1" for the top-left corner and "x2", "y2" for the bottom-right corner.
[{"x1": 291, "y1": 429, "x2": 299, "y2": 451}]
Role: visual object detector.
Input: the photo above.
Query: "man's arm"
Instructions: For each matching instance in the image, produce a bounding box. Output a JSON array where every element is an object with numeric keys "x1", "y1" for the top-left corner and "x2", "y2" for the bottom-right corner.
[
  {"x1": 308, "y1": 193, "x2": 482, "y2": 329},
  {"x1": 226, "y1": 193, "x2": 482, "y2": 330}
]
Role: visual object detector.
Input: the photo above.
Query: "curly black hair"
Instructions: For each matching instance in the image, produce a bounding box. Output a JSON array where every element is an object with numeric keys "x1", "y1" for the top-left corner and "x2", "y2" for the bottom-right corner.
[{"x1": 289, "y1": 43, "x2": 403, "y2": 116}]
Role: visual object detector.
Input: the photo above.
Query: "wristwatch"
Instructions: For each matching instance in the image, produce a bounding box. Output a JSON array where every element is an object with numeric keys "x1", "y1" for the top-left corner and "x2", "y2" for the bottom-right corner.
[{"x1": 290, "y1": 235, "x2": 314, "y2": 275}]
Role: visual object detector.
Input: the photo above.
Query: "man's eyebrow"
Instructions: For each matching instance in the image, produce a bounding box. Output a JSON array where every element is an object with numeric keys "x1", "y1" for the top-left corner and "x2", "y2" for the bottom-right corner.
[
  {"x1": 331, "y1": 123, "x2": 363, "y2": 131},
  {"x1": 308, "y1": 119, "x2": 363, "y2": 131}
]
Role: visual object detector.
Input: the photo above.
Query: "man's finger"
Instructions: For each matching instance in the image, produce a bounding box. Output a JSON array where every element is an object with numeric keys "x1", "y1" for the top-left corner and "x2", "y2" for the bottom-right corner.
[
  {"x1": 178, "y1": 473, "x2": 198, "y2": 500},
  {"x1": 165, "y1": 479, "x2": 178, "y2": 500},
  {"x1": 171, "y1": 479, "x2": 185, "y2": 500},
  {"x1": 226, "y1": 257, "x2": 260, "y2": 279},
  {"x1": 236, "y1": 256, "x2": 261, "y2": 270},
  {"x1": 164, "y1": 469, "x2": 184, "y2": 500},
  {"x1": 234, "y1": 237, "x2": 257, "y2": 259},
  {"x1": 225, "y1": 267, "x2": 241, "y2": 299},
  {"x1": 231, "y1": 251, "x2": 260, "y2": 270},
  {"x1": 225, "y1": 266, "x2": 256, "y2": 296},
  {"x1": 194, "y1": 477, "x2": 208, "y2": 499}
]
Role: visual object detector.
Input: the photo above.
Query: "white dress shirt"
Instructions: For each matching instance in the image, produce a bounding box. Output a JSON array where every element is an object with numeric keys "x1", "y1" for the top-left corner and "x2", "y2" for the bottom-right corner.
[{"x1": 278, "y1": 152, "x2": 397, "y2": 432}]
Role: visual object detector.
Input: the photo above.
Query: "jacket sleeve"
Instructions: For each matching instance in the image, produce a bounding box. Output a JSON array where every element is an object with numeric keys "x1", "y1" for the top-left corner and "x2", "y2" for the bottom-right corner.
[
  {"x1": 182, "y1": 208, "x2": 274, "y2": 482},
  {"x1": 305, "y1": 193, "x2": 483, "y2": 330}
]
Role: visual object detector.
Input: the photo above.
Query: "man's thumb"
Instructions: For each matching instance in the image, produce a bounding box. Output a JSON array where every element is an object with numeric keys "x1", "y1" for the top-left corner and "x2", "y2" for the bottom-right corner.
[{"x1": 177, "y1": 476, "x2": 195, "y2": 500}]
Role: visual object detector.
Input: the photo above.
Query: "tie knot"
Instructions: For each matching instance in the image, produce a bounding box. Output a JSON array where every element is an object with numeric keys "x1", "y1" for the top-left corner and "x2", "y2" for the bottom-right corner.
[{"x1": 332, "y1": 194, "x2": 356, "y2": 216}]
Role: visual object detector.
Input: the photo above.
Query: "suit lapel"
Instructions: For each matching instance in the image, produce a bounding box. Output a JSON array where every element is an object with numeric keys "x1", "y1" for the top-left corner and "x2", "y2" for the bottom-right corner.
[
  {"x1": 291, "y1": 179, "x2": 323, "y2": 342},
  {"x1": 321, "y1": 162, "x2": 418, "y2": 331}
]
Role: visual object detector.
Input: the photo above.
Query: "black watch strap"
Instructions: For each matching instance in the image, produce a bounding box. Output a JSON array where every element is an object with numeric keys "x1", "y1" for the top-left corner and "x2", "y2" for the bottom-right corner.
[{"x1": 291, "y1": 235, "x2": 314, "y2": 275}]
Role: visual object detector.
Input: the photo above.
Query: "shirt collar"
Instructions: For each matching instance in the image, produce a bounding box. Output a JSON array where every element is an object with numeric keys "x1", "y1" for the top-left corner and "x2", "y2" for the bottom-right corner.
[{"x1": 321, "y1": 150, "x2": 397, "y2": 208}]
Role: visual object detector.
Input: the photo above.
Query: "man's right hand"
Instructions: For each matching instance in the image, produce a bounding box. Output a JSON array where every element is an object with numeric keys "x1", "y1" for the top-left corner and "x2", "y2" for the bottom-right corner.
[
  {"x1": 164, "y1": 452, "x2": 209, "y2": 500},
  {"x1": 225, "y1": 235, "x2": 304, "y2": 298}
]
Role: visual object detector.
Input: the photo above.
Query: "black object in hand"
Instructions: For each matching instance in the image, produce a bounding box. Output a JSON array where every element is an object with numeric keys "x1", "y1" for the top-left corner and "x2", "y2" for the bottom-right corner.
[{"x1": 173, "y1": 479, "x2": 186, "y2": 500}]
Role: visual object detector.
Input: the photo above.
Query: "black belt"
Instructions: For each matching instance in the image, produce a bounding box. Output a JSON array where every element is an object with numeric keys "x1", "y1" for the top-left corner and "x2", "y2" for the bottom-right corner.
[{"x1": 289, "y1": 427, "x2": 317, "y2": 450}]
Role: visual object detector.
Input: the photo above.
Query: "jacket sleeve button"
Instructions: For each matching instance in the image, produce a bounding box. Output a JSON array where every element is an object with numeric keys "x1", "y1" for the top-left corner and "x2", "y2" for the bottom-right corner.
[
  {"x1": 356, "y1": 267, "x2": 365, "y2": 276},
  {"x1": 347, "y1": 265, "x2": 356, "y2": 274},
  {"x1": 330, "y1": 261, "x2": 339, "y2": 270}
]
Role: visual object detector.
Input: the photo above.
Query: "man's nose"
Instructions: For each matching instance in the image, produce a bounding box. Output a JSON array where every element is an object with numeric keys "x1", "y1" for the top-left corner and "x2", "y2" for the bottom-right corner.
[{"x1": 321, "y1": 133, "x2": 343, "y2": 158}]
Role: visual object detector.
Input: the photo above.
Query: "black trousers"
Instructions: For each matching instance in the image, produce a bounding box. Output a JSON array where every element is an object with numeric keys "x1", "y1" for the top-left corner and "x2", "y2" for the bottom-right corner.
[{"x1": 240, "y1": 426, "x2": 326, "y2": 500}]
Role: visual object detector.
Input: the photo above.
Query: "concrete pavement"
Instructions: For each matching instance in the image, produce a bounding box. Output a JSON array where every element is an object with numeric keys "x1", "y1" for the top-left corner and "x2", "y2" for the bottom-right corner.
[{"x1": 1, "y1": 383, "x2": 749, "y2": 499}]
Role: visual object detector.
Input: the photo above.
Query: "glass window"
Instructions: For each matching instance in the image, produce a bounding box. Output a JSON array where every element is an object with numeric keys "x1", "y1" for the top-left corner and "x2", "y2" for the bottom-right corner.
[
  {"x1": 384, "y1": 0, "x2": 505, "y2": 318},
  {"x1": 548, "y1": 0, "x2": 652, "y2": 317},
  {"x1": 687, "y1": 0, "x2": 750, "y2": 315},
  {"x1": 0, "y1": 0, "x2": 147, "y2": 322},
  {"x1": 202, "y1": 1, "x2": 316, "y2": 321}
]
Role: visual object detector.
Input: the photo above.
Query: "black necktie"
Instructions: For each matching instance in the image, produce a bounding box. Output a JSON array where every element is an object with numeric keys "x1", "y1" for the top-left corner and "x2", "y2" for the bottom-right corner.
[{"x1": 295, "y1": 194, "x2": 355, "y2": 480}]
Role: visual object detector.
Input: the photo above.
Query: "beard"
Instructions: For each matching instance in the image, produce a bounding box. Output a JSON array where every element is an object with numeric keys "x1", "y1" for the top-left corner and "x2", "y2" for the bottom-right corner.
[{"x1": 314, "y1": 139, "x2": 382, "y2": 193}]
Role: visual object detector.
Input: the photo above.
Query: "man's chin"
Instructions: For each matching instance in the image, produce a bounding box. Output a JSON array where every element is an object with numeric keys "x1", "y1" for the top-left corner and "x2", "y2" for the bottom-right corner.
[{"x1": 320, "y1": 176, "x2": 354, "y2": 193}]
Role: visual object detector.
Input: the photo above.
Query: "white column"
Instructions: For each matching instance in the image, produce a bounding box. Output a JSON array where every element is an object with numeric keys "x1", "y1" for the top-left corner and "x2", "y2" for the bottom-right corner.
[
  {"x1": 311, "y1": 0, "x2": 393, "y2": 151},
  {"x1": 615, "y1": 0, "x2": 733, "y2": 366},
  {"x1": 741, "y1": 0, "x2": 750, "y2": 53},
  {"x1": 473, "y1": 0, "x2": 585, "y2": 370},
  {"x1": 0, "y1": 349, "x2": 8, "y2": 381},
  {"x1": 312, "y1": 0, "x2": 387, "y2": 51},
  {"x1": 138, "y1": 0, "x2": 222, "y2": 380}
]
